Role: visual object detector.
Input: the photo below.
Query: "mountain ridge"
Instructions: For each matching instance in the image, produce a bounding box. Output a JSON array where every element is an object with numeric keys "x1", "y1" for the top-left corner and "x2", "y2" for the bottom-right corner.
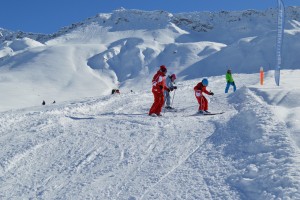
[{"x1": 1, "y1": 7, "x2": 300, "y2": 43}]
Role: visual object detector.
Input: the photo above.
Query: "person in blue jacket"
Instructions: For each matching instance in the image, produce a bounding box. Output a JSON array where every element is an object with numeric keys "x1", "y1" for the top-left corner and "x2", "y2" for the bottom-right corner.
[{"x1": 164, "y1": 74, "x2": 177, "y2": 109}]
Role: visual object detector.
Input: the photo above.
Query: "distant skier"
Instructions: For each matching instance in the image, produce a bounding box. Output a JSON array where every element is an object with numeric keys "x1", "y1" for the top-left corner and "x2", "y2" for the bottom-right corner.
[
  {"x1": 111, "y1": 89, "x2": 120, "y2": 94},
  {"x1": 194, "y1": 78, "x2": 214, "y2": 114},
  {"x1": 42, "y1": 100, "x2": 45, "y2": 105},
  {"x1": 164, "y1": 74, "x2": 177, "y2": 109},
  {"x1": 225, "y1": 69, "x2": 236, "y2": 93},
  {"x1": 149, "y1": 65, "x2": 170, "y2": 116}
]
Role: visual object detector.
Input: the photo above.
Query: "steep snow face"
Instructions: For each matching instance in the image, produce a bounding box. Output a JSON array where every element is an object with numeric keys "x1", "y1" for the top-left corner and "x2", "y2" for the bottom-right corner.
[{"x1": 45, "y1": 7, "x2": 300, "y2": 77}]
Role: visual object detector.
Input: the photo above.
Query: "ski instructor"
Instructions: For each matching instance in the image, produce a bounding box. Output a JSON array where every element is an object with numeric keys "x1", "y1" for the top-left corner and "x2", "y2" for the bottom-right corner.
[{"x1": 149, "y1": 65, "x2": 170, "y2": 117}]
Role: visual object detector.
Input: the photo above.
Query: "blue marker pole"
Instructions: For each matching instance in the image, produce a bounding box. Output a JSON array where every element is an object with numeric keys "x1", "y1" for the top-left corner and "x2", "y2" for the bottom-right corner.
[{"x1": 275, "y1": 0, "x2": 285, "y2": 86}]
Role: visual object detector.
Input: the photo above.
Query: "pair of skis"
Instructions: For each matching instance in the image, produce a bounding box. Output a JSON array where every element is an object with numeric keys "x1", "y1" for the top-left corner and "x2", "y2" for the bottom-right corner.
[
  {"x1": 164, "y1": 107, "x2": 225, "y2": 116},
  {"x1": 190, "y1": 111, "x2": 224, "y2": 116}
]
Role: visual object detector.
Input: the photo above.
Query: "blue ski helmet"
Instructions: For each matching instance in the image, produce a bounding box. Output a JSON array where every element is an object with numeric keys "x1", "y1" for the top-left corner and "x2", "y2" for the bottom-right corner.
[{"x1": 202, "y1": 78, "x2": 208, "y2": 86}]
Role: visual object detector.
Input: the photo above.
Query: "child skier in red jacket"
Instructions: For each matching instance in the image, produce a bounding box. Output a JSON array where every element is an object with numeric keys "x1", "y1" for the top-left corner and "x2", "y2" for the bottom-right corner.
[
  {"x1": 149, "y1": 65, "x2": 170, "y2": 116},
  {"x1": 194, "y1": 78, "x2": 214, "y2": 114}
]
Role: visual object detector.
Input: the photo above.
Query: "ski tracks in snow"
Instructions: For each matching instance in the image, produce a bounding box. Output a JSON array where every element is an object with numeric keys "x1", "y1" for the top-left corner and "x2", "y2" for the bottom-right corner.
[
  {"x1": 1, "y1": 80, "x2": 299, "y2": 199},
  {"x1": 0, "y1": 82, "x2": 238, "y2": 199}
]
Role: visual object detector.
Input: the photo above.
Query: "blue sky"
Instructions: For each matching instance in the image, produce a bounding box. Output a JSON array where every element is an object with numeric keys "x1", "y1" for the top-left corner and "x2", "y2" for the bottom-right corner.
[{"x1": 0, "y1": 0, "x2": 300, "y2": 34}]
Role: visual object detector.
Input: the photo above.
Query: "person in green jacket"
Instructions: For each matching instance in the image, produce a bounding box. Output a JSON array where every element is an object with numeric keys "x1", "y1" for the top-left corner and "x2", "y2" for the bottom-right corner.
[{"x1": 225, "y1": 69, "x2": 236, "y2": 93}]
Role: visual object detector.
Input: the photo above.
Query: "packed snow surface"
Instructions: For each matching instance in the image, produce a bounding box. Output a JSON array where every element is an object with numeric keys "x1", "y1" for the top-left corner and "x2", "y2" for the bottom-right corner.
[{"x1": 0, "y1": 70, "x2": 299, "y2": 199}]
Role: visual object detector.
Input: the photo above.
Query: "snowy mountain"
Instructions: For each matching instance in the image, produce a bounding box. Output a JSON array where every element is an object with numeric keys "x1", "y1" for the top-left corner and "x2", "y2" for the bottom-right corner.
[
  {"x1": 1, "y1": 7, "x2": 300, "y2": 110},
  {"x1": 0, "y1": 7, "x2": 300, "y2": 199}
]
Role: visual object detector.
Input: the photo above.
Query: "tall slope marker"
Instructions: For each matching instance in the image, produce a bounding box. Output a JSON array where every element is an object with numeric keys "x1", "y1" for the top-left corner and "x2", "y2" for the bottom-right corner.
[{"x1": 275, "y1": 0, "x2": 285, "y2": 86}]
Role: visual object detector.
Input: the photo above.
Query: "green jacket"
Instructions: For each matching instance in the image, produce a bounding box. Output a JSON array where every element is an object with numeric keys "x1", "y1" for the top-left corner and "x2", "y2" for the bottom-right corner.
[{"x1": 226, "y1": 73, "x2": 234, "y2": 83}]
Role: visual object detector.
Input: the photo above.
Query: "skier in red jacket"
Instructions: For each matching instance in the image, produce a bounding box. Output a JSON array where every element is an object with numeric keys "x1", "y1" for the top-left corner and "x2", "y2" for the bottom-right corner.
[
  {"x1": 194, "y1": 78, "x2": 214, "y2": 114},
  {"x1": 149, "y1": 65, "x2": 170, "y2": 116}
]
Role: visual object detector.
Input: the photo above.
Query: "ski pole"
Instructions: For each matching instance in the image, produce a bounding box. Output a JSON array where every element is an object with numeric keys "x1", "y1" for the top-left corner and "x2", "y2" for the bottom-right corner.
[
  {"x1": 163, "y1": 93, "x2": 168, "y2": 113},
  {"x1": 171, "y1": 89, "x2": 176, "y2": 108}
]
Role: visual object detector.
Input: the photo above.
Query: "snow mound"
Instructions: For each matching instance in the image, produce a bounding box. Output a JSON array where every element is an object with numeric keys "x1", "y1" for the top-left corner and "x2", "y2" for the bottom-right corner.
[
  {"x1": 221, "y1": 87, "x2": 300, "y2": 199},
  {"x1": 0, "y1": 46, "x2": 13, "y2": 58},
  {"x1": 6, "y1": 37, "x2": 44, "y2": 52}
]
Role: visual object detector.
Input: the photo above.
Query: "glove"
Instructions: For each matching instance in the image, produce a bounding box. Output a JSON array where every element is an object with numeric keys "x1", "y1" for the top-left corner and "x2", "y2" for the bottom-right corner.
[
  {"x1": 170, "y1": 88, "x2": 174, "y2": 91},
  {"x1": 210, "y1": 92, "x2": 214, "y2": 96},
  {"x1": 159, "y1": 85, "x2": 163, "y2": 90},
  {"x1": 166, "y1": 88, "x2": 171, "y2": 92},
  {"x1": 173, "y1": 86, "x2": 177, "y2": 89}
]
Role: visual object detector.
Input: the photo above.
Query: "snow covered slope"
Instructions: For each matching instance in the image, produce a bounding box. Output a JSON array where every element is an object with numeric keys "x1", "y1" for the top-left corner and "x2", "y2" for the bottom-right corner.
[
  {"x1": 0, "y1": 70, "x2": 299, "y2": 199},
  {"x1": 0, "y1": 40, "x2": 115, "y2": 111}
]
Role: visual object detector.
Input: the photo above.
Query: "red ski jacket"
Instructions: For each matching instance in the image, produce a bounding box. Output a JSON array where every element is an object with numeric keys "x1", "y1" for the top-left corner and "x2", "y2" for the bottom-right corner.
[
  {"x1": 194, "y1": 82, "x2": 210, "y2": 97},
  {"x1": 152, "y1": 71, "x2": 169, "y2": 93}
]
